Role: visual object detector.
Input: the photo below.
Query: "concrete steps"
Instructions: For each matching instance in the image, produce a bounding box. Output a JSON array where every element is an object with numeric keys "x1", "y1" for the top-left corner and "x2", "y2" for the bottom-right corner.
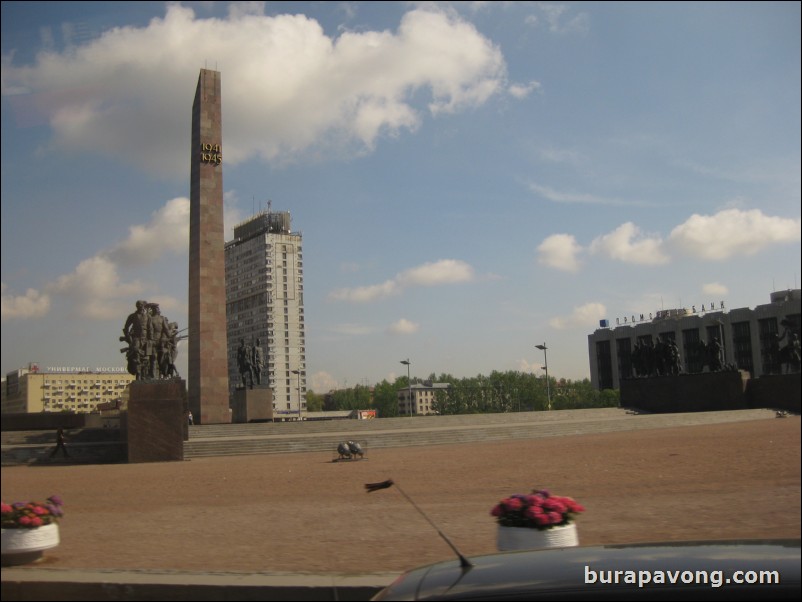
[
  {"x1": 182, "y1": 407, "x2": 779, "y2": 459},
  {"x1": 2, "y1": 408, "x2": 781, "y2": 465}
]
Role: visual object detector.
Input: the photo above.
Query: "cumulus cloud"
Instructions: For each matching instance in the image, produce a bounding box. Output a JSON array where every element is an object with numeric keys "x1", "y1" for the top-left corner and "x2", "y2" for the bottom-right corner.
[
  {"x1": 388, "y1": 318, "x2": 420, "y2": 334},
  {"x1": 668, "y1": 209, "x2": 801, "y2": 260},
  {"x1": 329, "y1": 259, "x2": 475, "y2": 302},
  {"x1": 537, "y1": 234, "x2": 583, "y2": 272},
  {"x1": 309, "y1": 370, "x2": 339, "y2": 393},
  {"x1": 48, "y1": 256, "x2": 144, "y2": 320},
  {"x1": 508, "y1": 80, "x2": 541, "y2": 99},
  {"x1": 702, "y1": 282, "x2": 729, "y2": 296},
  {"x1": 107, "y1": 198, "x2": 189, "y2": 267},
  {"x1": 535, "y1": 3, "x2": 590, "y2": 34},
  {"x1": 2, "y1": 4, "x2": 507, "y2": 176},
  {"x1": 549, "y1": 302, "x2": 607, "y2": 330},
  {"x1": 517, "y1": 358, "x2": 543, "y2": 373},
  {"x1": 590, "y1": 222, "x2": 669, "y2": 265},
  {"x1": 1, "y1": 283, "x2": 51, "y2": 321},
  {"x1": 3, "y1": 197, "x2": 189, "y2": 321}
]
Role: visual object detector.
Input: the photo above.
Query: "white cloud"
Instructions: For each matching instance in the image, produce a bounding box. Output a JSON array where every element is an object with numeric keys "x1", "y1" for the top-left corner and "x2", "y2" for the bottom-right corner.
[
  {"x1": 1, "y1": 283, "x2": 51, "y2": 321},
  {"x1": 702, "y1": 282, "x2": 729, "y2": 296},
  {"x1": 387, "y1": 318, "x2": 420, "y2": 334},
  {"x1": 549, "y1": 302, "x2": 606, "y2": 330},
  {"x1": 329, "y1": 280, "x2": 400, "y2": 303},
  {"x1": 590, "y1": 222, "x2": 670, "y2": 265},
  {"x1": 536, "y1": 3, "x2": 590, "y2": 34},
  {"x1": 668, "y1": 209, "x2": 801, "y2": 260},
  {"x1": 3, "y1": 197, "x2": 190, "y2": 322},
  {"x1": 309, "y1": 370, "x2": 339, "y2": 393},
  {"x1": 48, "y1": 256, "x2": 143, "y2": 320},
  {"x1": 2, "y1": 5, "x2": 506, "y2": 176},
  {"x1": 517, "y1": 358, "x2": 542, "y2": 373},
  {"x1": 537, "y1": 234, "x2": 583, "y2": 272},
  {"x1": 329, "y1": 259, "x2": 475, "y2": 303},
  {"x1": 107, "y1": 198, "x2": 189, "y2": 267},
  {"x1": 397, "y1": 259, "x2": 475, "y2": 287},
  {"x1": 508, "y1": 80, "x2": 541, "y2": 99},
  {"x1": 528, "y1": 182, "x2": 648, "y2": 207}
]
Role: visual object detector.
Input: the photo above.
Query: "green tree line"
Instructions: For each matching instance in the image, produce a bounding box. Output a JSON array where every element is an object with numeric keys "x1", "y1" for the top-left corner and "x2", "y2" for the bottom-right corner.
[{"x1": 305, "y1": 371, "x2": 618, "y2": 417}]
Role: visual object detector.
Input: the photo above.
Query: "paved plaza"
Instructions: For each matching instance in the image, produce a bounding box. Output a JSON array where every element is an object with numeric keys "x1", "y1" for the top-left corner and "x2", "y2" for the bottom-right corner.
[{"x1": 1, "y1": 411, "x2": 799, "y2": 599}]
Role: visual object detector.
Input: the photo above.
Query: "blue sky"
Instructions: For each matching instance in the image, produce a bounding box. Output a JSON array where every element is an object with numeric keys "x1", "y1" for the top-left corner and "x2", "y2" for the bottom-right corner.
[{"x1": 2, "y1": 1, "x2": 800, "y2": 392}]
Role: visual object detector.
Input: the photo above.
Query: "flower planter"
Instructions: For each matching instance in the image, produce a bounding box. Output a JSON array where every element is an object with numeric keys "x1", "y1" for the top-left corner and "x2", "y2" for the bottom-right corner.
[
  {"x1": 497, "y1": 522, "x2": 578, "y2": 552},
  {"x1": 1, "y1": 523, "x2": 60, "y2": 566}
]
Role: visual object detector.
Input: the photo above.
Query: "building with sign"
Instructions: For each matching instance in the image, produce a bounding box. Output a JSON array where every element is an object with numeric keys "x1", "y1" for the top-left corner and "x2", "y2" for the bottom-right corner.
[
  {"x1": 588, "y1": 289, "x2": 801, "y2": 390},
  {"x1": 225, "y1": 210, "x2": 306, "y2": 419},
  {"x1": 1, "y1": 365, "x2": 135, "y2": 414}
]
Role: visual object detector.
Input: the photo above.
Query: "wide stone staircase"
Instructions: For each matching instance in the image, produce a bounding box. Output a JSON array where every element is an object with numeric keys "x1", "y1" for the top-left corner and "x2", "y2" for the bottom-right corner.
[
  {"x1": 2, "y1": 407, "x2": 784, "y2": 465},
  {"x1": 182, "y1": 407, "x2": 781, "y2": 459}
]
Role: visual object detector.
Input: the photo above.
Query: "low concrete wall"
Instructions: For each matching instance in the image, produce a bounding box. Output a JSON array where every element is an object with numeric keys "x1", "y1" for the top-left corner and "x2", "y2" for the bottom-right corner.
[
  {"x1": 747, "y1": 373, "x2": 801, "y2": 412},
  {"x1": 0, "y1": 413, "x2": 109, "y2": 432},
  {"x1": 620, "y1": 371, "x2": 749, "y2": 413}
]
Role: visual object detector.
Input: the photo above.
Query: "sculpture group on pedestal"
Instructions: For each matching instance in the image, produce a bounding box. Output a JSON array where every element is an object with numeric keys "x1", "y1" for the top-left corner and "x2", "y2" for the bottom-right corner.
[
  {"x1": 120, "y1": 300, "x2": 182, "y2": 380},
  {"x1": 237, "y1": 338, "x2": 265, "y2": 389}
]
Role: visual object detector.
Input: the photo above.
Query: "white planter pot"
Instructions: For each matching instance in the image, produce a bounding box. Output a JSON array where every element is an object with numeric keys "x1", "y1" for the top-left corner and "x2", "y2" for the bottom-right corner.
[
  {"x1": 497, "y1": 522, "x2": 578, "y2": 552},
  {"x1": 1, "y1": 523, "x2": 60, "y2": 566}
]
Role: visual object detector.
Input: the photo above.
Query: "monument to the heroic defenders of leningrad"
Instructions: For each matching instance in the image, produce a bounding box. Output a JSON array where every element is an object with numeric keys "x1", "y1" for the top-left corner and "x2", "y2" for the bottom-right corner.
[{"x1": 188, "y1": 69, "x2": 230, "y2": 424}]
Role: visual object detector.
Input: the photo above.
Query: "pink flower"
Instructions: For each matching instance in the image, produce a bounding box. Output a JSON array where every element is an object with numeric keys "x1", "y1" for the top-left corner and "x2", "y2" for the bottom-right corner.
[
  {"x1": 30, "y1": 516, "x2": 43, "y2": 527},
  {"x1": 33, "y1": 506, "x2": 49, "y2": 516},
  {"x1": 534, "y1": 514, "x2": 551, "y2": 526},
  {"x1": 504, "y1": 497, "x2": 523, "y2": 511},
  {"x1": 1, "y1": 503, "x2": 12, "y2": 514},
  {"x1": 524, "y1": 506, "x2": 543, "y2": 520},
  {"x1": 547, "y1": 511, "x2": 562, "y2": 524},
  {"x1": 491, "y1": 504, "x2": 504, "y2": 517},
  {"x1": 18, "y1": 516, "x2": 32, "y2": 526}
]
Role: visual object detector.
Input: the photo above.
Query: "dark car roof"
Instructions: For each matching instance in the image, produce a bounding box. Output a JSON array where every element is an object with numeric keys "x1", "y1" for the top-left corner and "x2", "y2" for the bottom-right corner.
[{"x1": 372, "y1": 540, "x2": 801, "y2": 601}]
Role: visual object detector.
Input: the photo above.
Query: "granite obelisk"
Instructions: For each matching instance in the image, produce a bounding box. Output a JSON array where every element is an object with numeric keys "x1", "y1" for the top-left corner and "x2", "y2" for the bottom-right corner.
[{"x1": 188, "y1": 69, "x2": 229, "y2": 424}]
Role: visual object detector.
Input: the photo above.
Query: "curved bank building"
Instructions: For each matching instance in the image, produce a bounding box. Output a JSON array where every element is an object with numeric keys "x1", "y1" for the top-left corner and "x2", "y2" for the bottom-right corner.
[{"x1": 588, "y1": 289, "x2": 801, "y2": 390}]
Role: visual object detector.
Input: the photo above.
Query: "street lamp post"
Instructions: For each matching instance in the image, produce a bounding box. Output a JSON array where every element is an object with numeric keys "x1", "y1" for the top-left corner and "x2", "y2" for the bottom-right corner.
[
  {"x1": 535, "y1": 344, "x2": 551, "y2": 411},
  {"x1": 400, "y1": 359, "x2": 411, "y2": 416},
  {"x1": 291, "y1": 369, "x2": 302, "y2": 421}
]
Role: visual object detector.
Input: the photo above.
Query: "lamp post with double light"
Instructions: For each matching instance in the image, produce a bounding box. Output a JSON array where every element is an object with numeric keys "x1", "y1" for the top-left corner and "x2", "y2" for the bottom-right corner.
[
  {"x1": 291, "y1": 369, "x2": 302, "y2": 421},
  {"x1": 535, "y1": 344, "x2": 551, "y2": 411},
  {"x1": 400, "y1": 359, "x2": 412, "y2": 416}
]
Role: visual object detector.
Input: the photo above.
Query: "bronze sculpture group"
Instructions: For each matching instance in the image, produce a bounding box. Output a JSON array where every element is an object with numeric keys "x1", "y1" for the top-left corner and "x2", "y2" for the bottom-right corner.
[
  {"x1": 237, "y1": 338, "x2": 265, "y2": 389},
  {"x1": 628, "y1": 323, "x2": 801, "y2": 379},
  {"x1": 120, "y1": 300, "x2": 181, "y2": 380}
]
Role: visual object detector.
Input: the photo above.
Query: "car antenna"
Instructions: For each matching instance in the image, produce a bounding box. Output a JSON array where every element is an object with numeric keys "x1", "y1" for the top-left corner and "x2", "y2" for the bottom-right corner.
[{"x1": 366, "y1": 479, "x2": 473, "y2": 568}]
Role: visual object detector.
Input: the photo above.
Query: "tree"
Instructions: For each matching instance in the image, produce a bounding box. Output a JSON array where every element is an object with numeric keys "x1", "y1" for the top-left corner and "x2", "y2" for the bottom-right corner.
[
  {"x1": 372, "y1": 379, "x2": 399, "y2": 418},
  {"x1": 305, "y1": 389, "x2": 324, "y2": 412}
]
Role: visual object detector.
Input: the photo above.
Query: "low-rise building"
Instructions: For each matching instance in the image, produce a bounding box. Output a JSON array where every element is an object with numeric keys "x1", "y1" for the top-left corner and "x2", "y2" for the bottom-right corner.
[
  {"x1": 1, "y1": 364, "x2": 135, "y2": 414},
  {"x1": 398, "y1": 381, "x2": 450, "y2": 416}
]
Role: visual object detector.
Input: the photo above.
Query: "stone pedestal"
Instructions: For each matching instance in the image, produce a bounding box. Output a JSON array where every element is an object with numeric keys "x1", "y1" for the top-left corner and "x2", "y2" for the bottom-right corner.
[
  {"x1": 232, "y1": 386, "x2": 274, "y2": 423},
  {"x1": 127, "y1": 380, "x2": 187, "y2": 463},
  {"x1": 620, "y1": 370, "x2": 749, "y2": 413},
  {"x1": 747, "y1": 373, "x2": 801, "y2": 412}
]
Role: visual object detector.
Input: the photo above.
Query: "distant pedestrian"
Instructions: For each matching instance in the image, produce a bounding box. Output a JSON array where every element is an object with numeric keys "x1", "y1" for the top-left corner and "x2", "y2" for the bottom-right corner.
[
  {"x1": 50, "y1": 428, "x2": 70, "y2": 458},
  {"x1": 188, "y1": 410, "x2": 194, "y2": 426}
]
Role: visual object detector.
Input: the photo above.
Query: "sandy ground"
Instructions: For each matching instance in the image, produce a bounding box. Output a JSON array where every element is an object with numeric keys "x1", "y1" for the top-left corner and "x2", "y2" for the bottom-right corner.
[{"x1": 2, "y1": 417, "x2": 799, "y2": 575}]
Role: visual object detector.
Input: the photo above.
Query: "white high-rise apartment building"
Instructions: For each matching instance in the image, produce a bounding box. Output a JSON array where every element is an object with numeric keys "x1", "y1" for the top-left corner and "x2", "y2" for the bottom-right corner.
[{"x1": 225, "y1": 211, "x2": 306, "y2": 419}]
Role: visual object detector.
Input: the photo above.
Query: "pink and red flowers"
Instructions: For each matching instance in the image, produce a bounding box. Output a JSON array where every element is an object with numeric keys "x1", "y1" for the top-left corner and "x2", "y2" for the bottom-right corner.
[
  {"x1": 491, "y1": 488, "x2": 584, "y2": 530},
  {"x1": 1, "y1": 496, "x2": 64, "y2": 529}
]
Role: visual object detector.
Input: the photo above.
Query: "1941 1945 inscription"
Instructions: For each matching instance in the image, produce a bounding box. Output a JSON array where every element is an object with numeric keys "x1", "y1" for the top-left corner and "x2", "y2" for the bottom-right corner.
[{"x1": 200, "y1": 142, "x2": 222, "y2": 165}]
